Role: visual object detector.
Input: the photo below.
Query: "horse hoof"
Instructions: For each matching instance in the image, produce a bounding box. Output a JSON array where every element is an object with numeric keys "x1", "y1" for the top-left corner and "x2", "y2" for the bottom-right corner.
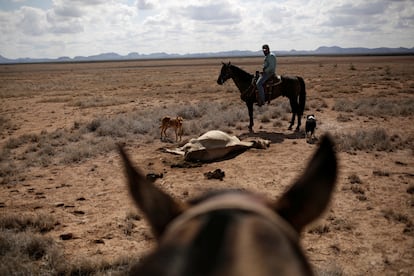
[{"x1": 288, "y1": 126, "x2": 293, "y2": 131}]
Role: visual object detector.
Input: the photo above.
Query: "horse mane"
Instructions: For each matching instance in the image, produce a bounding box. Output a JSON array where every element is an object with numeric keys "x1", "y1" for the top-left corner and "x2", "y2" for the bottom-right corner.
[{"x1": 229, "y1": 64, "x2": 253, "y2": 80}]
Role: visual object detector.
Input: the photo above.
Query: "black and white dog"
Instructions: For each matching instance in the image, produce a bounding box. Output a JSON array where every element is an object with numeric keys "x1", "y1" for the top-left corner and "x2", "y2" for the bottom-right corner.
[{"x1": 305, "y1": 114, "x2": 317, "y2": 139}]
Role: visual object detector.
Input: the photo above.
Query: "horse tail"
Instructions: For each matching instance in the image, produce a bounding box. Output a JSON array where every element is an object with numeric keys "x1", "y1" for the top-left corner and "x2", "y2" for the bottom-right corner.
[{"x1": 297, "y1": 76, "x2": 306, "y2": 116}]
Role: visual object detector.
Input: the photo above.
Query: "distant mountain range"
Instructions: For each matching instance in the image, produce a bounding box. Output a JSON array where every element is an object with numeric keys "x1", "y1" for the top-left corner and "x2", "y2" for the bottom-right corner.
[{"x1": 1, "y1": 46, "x2": 413, "y2": 64}]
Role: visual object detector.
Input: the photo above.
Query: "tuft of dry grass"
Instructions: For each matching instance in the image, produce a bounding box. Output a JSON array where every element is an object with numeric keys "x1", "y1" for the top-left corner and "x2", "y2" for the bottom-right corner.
[
  {"x1": 0, "y1": 100, "x2": 252, "y2": 185},
  {"x1": 308, "y1": 98, "x2": 329, "y2": 111},
  {"x1": 0, "y1": 212, "x2": 65, "y2": 275},
  {"x1": 381, "y1": 209, "x2": 411, "y2": 225},
  {"x1": 70, "y1": 96, "x2": 130, "y2": 108},
  {"x1": 407, "y1": 185, "x2": 414, "y2": 195},
  {"x1": 0, "y1": 229, "x2": 134, "y2": 275},
  {"x1": 316, "y1": 263, "x2": 345, "y2": 276},
  {"x1": 0, "y1": 211, "x2": 134, "y2": 275},
  {"x1": 329, "y1": 217, "x2": 355, "y2": 232},
  {"x1": 348, "y1": 174, "x2": 362, "y2": 184},
  {"x1": 0, "y1": 212, "x2": 58, "y2": 233},
  {"x1": 0, "y1": 231, "x2": 66, "y2": 275},
  {"x1": 381, "y1": 209, "x2": 413, "y2": 236},
  {"x1": 308, "y1": 224, "x2": 330, "y2": 235},
  {"x1": 334, "y1": 128, "x2": 412, "y2": 152},
  {"x1": 0, "y1": 115, "x2": 15, "y2": 135},
  {"x1": 333, "y1": 98, "x2": 414, "y2": 117},
  {"x1": 336, "y1": 113, "x2": 352, "y2": 122}
]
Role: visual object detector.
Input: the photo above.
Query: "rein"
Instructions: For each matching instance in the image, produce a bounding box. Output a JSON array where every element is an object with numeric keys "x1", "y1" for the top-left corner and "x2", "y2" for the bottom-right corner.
[
  {"x1": 162, "y1": 193, "x2": 299, "y2": 243},
  {"x1": 226, "y1": 65, "x2": 256, "y2": 100}
]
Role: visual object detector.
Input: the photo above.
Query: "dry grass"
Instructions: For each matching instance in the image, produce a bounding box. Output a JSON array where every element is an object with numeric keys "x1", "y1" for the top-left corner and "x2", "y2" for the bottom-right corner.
[
  {"x1": 70, "y1": 96, "x2": 130, "y2": 109},
  {"x1": 0, "y1": 212, "x2": 134, "y2": 275},
  {"x1": 333, "y1": 98, "x2": 414, "y2": 117},
  {"x1": 0, "y1": 212, "x2": 57, "y2": 233},
  {"x1": 0, "y1": 231, "x2": 65, "y2": 275},
  {"x1": 0, "y1": 212, "x2": 63, "y2": 275},
  {"x1": 1, "y1": 56, "x2": 413, "y2": 275},
  {"x1": 381, "y1": 209, "x2": 414, "y2": 236},
  {"x1": 0, "y1": 100, "x2": 261, "y2": 185},
  {"x1": 334, "y1": 128, "x2": 413, "y2": 152}
]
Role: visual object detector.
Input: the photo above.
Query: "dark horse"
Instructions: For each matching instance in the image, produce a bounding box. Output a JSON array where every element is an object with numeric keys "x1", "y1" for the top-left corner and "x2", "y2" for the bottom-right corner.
[{"x1": 217, "y1": 62, "x2": 306, "y2": 132}]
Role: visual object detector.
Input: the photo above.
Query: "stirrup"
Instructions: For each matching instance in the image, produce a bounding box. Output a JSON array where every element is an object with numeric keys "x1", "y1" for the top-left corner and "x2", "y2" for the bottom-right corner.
[{"x1": 256, "y1": 100, "x2": 264, "y2": 107}]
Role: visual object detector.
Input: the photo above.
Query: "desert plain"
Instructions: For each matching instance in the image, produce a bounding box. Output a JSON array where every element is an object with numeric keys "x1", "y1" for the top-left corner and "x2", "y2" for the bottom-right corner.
[{"x1": 0, "y1": 56, "x2": 413, "y2": 275}]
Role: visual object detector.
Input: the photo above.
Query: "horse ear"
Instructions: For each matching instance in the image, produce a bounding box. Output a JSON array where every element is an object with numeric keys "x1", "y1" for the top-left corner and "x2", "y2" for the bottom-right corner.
[
  {"x1": 228, "y1": 61, "x2": 231, "y2": 65},
  {"x1": 119, "y1": 146, "x2": 187, "y2": 239},
  {"x1": 273, "y1": 135, "x2": 337, "y2": 232}
]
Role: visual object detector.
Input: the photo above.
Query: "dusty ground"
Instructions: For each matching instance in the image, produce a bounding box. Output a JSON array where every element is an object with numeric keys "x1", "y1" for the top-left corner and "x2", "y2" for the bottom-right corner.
[{"x1": 1, "y1": 56, "x2": 413, "y2": 275}]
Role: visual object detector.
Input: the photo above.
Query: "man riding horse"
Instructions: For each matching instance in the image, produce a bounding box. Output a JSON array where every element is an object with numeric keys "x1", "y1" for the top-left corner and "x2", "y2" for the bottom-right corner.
[{"x1": 256, "y1": 44, "x2": 277, "y2": 106}]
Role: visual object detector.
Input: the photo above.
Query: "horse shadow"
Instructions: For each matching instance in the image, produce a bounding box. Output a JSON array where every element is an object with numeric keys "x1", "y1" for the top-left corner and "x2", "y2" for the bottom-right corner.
[
  {"x1": 284, "y1": 130, "x2": 306, "y2": 140},
  {"x1": 239, "y1": 130, "x2": 305, "y2": 144},
  {"x1": 239, "y1": 131, "x2": 284, "y2": 144}
]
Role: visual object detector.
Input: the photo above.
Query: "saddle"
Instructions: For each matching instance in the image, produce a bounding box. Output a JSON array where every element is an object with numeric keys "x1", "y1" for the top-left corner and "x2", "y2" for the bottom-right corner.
[
  {"x1": 241, "y1": 73, "x2": 282, "y2": 103},
  {"x1": 252, "y1": 72, "x2": 282, "y2": 103},
  {"x1": 264, "y1": 74, "x2": 282, "y2": 88}
]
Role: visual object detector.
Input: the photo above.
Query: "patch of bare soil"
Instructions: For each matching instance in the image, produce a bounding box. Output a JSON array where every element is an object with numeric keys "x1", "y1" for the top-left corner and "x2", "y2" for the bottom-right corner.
[{"x1": 0, "y1": 56, "x2": 413, "y2": 275}]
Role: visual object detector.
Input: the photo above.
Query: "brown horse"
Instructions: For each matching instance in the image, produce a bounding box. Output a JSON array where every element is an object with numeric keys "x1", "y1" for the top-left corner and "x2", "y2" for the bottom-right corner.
[
  {"x1": 217, "y1": 62, "x2": 306, "y2": 132},
  {"x1": 119, "y1": 135, "x2": 337, "y2": 275}
]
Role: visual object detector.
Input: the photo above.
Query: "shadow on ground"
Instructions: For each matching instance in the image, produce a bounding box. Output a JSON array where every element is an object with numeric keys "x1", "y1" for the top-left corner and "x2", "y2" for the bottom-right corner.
[{"x1": 239, "y1": 130, "x2": 305, "y2": 143}]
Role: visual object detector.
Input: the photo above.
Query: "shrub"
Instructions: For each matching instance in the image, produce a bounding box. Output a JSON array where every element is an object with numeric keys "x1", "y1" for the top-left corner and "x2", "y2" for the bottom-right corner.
[
  {"x1": 334, "y1": 128, "x2": 400, "y2": 152},
  {"x1": 348, "y1": 174, "x2": 362, "y2": 184},
  {"x1": 336, "y1": 113, "x2": 352, "y2": 122},
  {"x1": 382, "y1": 209, "x2": 411, "y2": 225},
  {"x1": 333, "y1": 98, "x2": 414, "y2": 117},
  {"x1": 316, "y1": 263, "x2": 344, "y2": 276},
  {"x1": 308, "y1": 224, "x2": 330, "y2": 235},
  {"x1": 0, "y1": 100, "x2": 257, "y2": 184},
  {"x1": 4, "y1": 134, "x2": 40, "y2": 150},
  {"x1": 0, "y1": 230, "x2": 64, "y2": 275},
  {"x1": 0, "y1": 115, "x2": 14, "y2": 135},
  {"x1": 0, "y1": 212, "x2": 57, "y2": 233},
  {"x1": 70, "y1": 96, "x2": 129, "y2": 108},
  {"x1": 87, "y1": 118, "x2": 102, "y2": 132}
]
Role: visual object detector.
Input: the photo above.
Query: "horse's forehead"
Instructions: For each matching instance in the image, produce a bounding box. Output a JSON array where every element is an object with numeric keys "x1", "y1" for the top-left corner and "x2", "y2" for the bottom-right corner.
[
  {"x1": 221, "y1": 63, "x2": 231, "y2": 70},
  {"x1": 154, "y1": 192, "x2": 310, "y2": 275},
  {"x1": 163, "y1": 192, "x2": 299, "y2": 244},
  {"x1": 188, "y1": 190, "x2": 265, "y2": 205},
  {"x1": 159, "y1": 195, "x2": 307, "y2": 271}
]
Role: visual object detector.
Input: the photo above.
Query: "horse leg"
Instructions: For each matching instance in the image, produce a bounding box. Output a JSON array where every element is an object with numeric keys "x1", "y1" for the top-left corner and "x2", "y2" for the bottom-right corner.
[
  {"x1": 288, "y1": 113, "x2": 295, "y2": 130},
  {"x1": 288, "y1": 95, "x2": 302, "y2": 131},
  {"x1": 296, "y1": 114, "x2": 302, "y2": 132},
  {"x1": 247, "y1": 101, "x2": 254, "y2": 132},
  {"x1": 160, "y1": 127, "x2": 165, "y2": 140}
]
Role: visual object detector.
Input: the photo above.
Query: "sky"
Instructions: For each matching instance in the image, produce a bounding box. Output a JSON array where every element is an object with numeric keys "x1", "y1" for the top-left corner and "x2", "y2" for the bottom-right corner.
[{"x1": 0, "y1": 0, "x2": 413, "y2": 59}]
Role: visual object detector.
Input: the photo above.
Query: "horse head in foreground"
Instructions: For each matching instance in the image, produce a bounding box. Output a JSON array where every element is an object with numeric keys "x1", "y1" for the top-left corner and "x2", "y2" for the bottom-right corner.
[{"x1": 119, "y1": 135, "x2": 337, "y2": 276}]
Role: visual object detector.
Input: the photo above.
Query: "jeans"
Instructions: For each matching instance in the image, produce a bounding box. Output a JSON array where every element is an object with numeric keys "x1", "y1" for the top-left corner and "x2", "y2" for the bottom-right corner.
[{"x1": 256, "y1": 73, "x2": 271, "y2": 103}]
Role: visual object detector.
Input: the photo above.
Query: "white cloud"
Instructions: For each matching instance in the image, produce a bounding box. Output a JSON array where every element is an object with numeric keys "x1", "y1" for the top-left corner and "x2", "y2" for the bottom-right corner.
[
  {"x1": 18, "y1": 6, "x2": 49, "y2": 36},
  {"x1": 0, "y1": 0, "x2": 412, "y2": 58},
  {"x1": 181, "y1": 3, "x2": 241, "y2": 23},
  {"x1": 53, "y1": 4, "x2": 83, "y2": 18},
  {"x1": 137, "y1": 0, "x2": 156, "y2": 10}
]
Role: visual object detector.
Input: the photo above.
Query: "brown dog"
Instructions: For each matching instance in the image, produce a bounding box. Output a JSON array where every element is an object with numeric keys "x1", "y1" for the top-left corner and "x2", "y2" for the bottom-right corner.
[{"x1": 160, "y1": 116, "x2": 183, "y2": 141}]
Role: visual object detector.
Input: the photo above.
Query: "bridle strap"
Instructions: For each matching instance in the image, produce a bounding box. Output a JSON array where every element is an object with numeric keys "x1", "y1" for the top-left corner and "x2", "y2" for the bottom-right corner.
[
  {"x1": 220, "y1": 66, "x2": 232, "y2": 84},
  {"x1": 162, "y1": 193, "x2": 299, "y2": 243}
]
